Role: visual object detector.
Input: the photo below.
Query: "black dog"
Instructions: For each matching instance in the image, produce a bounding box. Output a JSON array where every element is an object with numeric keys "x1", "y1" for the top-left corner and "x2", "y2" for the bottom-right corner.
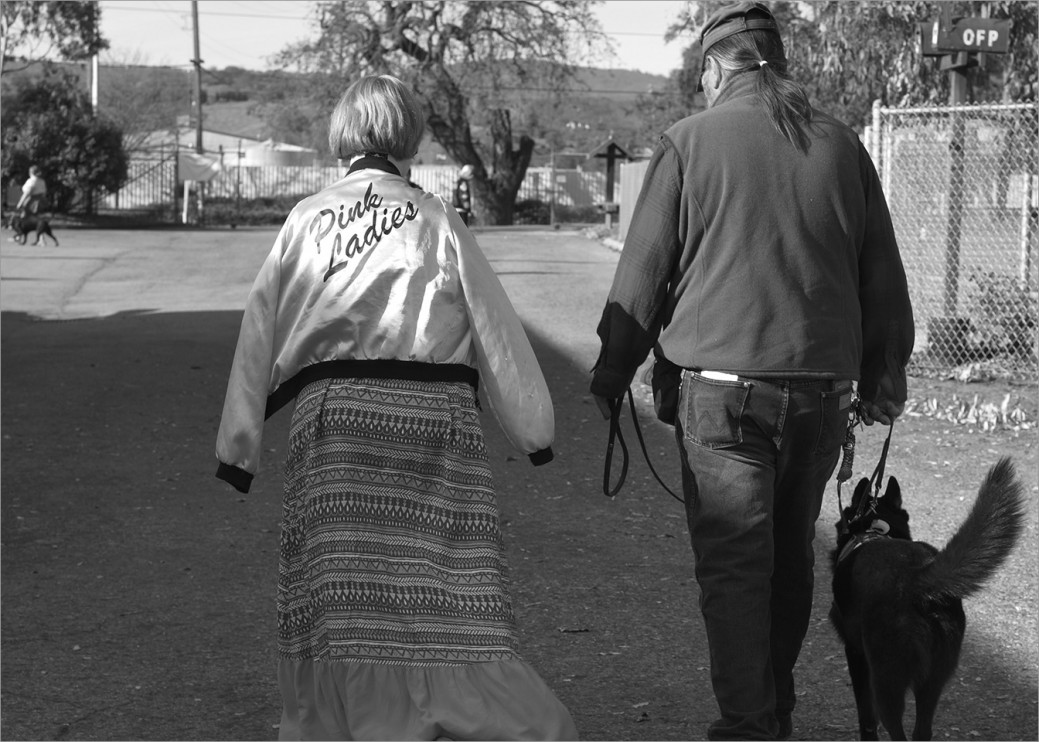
[
  {"x1": 829, "y1": 458, "x2": 1025, "y2": 740},
  {"x1": 11, "y1": 214, "x2": 59, "y2": 246}
]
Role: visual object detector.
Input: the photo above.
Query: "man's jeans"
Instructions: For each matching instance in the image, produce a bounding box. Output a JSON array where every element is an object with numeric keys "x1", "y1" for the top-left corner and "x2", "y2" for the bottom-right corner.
[{"x1": 675, "y1": 371, "x2": 851, "y2": 740}]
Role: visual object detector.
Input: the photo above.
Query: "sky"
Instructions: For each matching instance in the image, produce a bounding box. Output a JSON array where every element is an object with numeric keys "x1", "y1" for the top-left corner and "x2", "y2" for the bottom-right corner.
[{"x1": 97, "y1": 0, "x2": 692, "y2": 78}]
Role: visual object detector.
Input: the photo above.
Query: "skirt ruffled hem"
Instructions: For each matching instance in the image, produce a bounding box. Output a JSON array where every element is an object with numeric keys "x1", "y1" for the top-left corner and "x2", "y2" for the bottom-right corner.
[{"x1": 278, "y1": 656, "x2": 578, "y2": 741}]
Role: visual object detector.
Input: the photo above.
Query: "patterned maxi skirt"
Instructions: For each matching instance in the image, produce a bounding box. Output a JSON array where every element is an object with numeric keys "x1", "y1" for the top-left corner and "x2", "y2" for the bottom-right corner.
[{"x1": 276, "y1": 376, "x2": 577, "y2": 741}]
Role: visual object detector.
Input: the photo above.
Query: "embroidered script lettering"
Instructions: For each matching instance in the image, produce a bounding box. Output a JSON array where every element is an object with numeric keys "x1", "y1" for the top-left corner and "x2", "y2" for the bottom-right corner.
[{"x1": 309, "y1": 182, "x2": 419, "y2": 282}]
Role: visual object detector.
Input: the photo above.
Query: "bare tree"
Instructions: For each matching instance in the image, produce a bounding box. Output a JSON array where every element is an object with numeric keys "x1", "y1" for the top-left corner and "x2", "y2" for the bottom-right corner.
[
  {"x1": 97, "y1": 52, "x2": 193, "y2": 155},
  {"x1": 271, "y1": 0, "x2": 607, "y2": 225}
]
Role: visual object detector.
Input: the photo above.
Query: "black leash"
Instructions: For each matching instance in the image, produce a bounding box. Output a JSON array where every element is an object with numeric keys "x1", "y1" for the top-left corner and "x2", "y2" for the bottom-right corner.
[
  {"x1": 836, "y1": 398, "x2": 895, "y2": 530},
  {"x1": 603, "y1": 396, "x2": 629, "y2": 498},
  {"x1": 602, "y1": 387, "x2": 683, "y2": 504},
  {"x1": 868, "y1": 420, "x2": 894, "y2": 500}
]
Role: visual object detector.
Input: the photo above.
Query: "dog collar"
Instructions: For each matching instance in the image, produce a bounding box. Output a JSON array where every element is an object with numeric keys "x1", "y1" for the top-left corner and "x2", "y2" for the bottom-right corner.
[{"x1": 836, "y1": 520, "x2": 890, "y2": 564}]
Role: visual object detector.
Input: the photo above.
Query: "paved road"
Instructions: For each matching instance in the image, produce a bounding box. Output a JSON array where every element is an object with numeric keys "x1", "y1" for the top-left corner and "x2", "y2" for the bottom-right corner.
[
  {"x1": 1, "y1": 226, "x2": 691, "y2": 740},
  {"x1": 2, "y1": 226, "x2": 1035, "y2": 741},
  {"x1": 1, "y1": 227, "x2": 286, "y2": 319}
]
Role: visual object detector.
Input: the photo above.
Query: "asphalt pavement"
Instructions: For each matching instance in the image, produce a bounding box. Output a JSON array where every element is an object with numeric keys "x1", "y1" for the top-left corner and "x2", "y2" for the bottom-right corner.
[{"x1": 2, "y1": 225, "x2": 1036, "y2": 741}]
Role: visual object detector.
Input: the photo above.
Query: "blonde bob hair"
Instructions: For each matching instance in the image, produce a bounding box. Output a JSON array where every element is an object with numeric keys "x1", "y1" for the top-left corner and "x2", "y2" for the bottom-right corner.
[{"x1": 328, "y1": 75, "x2": 425, "y2": 161}]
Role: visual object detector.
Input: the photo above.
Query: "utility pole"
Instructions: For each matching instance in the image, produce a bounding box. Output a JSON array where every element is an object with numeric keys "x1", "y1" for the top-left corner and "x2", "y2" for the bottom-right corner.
[
  {"x1": 90, "y1": 55, "x2": 99, "y2": 114},
  {"x1": 191, "y1": 0, "x2": 203, "y2": 155},
  {"x1": 191, "y1": 0, "x2": 204, "y2": 223}
]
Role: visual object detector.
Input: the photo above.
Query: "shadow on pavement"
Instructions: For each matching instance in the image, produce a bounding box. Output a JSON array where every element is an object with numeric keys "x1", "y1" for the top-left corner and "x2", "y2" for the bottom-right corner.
[{"x1": 1, "y1": 309, "x2": 1035, "y2": 740}]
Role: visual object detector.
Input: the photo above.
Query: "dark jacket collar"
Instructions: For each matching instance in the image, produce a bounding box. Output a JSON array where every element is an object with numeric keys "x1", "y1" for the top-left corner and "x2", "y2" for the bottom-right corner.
[
  {"x1": 348, "y1": 155, "x2": 401, "y2": 177},
  {"x1": 711, "y1": 72, "x2": 760, "y2": 109}
]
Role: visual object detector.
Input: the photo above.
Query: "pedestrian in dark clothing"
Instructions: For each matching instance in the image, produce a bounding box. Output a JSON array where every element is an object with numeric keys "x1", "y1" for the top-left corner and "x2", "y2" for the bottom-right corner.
[
  {"x1": 590, "y1": 3, "x2": 914, "y2": 739},
  {"x1": 453, "y1": 163, "x2": 474, "y2": 226}
]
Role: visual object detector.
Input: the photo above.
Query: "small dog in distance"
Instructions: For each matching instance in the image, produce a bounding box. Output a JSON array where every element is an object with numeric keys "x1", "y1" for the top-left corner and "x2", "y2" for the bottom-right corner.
[{"x1": 10, "y1": 214, "x2": 59, "y2": 246}]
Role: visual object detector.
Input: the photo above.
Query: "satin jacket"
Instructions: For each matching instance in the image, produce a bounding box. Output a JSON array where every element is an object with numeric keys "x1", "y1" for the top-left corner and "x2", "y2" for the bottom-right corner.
[{"x1": 216, "y1": 157, "x2": 554, "y2": 493}]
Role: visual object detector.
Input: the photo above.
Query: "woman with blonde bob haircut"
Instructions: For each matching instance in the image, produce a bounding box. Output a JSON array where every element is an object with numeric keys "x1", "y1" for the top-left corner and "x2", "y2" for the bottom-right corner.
[
  {"x1": 215, "y1": 74, "x2": 578, "y2": 740},
  {"x1": 328, "y1": 74, "x2": 425, "y2": 162}
]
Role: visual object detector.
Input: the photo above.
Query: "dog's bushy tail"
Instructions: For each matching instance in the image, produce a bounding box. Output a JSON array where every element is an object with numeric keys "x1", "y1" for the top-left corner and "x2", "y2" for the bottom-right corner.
[{"x1": 921, "y1": 457, "x2": 1026, "y2": 600}]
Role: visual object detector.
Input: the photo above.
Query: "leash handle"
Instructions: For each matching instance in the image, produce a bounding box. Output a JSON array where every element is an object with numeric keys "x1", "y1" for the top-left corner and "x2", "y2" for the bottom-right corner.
[
  {"x1": 624, "y1": 387, "x2": 684, "y2": 504},
  {"x1": 602, "y1": 388, "x2": 683, "y2": 504}
]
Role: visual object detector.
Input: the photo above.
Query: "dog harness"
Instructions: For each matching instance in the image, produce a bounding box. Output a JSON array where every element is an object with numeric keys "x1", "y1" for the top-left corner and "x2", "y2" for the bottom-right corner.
[{"x1": 836, "y1": 519, "x2": 891, "y2": 565}]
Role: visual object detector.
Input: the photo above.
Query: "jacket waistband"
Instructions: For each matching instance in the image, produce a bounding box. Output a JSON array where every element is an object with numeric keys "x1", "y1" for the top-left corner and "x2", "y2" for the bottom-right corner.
[{"x1": 265, "y1": 359, "x2": 479, "y2": 420}]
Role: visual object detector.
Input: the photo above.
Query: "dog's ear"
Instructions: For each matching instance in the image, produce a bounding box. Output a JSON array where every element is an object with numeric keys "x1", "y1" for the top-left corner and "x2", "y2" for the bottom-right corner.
[
  {"x1": 880, "y1": 476, "x2": 902, "y2": 509},
  {"x1": 841, "y1": 477, "x2": 871, "y2": 523},
  {"x1": 850, "y1": 477, "x2": 870, "y2": 507},
  {"x1": 877, "y1": 475, "x2": 911, "y2": 537}
]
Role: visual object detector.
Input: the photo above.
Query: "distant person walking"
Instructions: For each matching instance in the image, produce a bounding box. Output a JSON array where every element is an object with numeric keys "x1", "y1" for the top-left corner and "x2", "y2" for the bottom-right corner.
[
  {"x1": 591, "y1": 2, "x2": 914, "y2": 739},
  {"x1": 17, "y1": 165, "x2": 47, "y2": 216},
  {"x1": 215, "y1": 75, "x2": 576, "y2": 741},
  {"x1": 453, "y1": 163, "x2": 474, "y2": 226}
]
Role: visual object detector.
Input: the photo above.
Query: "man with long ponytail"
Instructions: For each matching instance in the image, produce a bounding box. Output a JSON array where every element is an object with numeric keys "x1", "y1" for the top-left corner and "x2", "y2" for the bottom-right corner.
[{"x1": 591, "y1": 2, "x2": 914, "y2": 739}]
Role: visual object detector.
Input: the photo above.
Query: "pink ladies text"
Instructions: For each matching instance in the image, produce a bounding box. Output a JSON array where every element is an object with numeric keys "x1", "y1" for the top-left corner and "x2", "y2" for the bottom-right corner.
[{"x1": 310, "y1": 182, "x2": 419, "y2": 281}]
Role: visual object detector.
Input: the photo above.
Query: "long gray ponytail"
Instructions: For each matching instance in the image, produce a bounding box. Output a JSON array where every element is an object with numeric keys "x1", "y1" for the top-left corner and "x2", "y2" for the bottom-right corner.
[{"x1": 706, "y1": 29, "x2": 813, "y2": 154}]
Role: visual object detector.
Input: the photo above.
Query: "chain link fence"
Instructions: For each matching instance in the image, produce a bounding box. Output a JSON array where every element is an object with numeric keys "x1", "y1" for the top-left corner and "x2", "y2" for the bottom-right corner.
[{"x1": 866, "y1": 100, "x2": 1038, "y2": 381}]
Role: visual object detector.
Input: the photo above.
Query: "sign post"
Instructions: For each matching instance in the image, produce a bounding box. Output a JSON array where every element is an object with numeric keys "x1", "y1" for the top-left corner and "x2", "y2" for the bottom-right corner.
[{"x1": 919, "y1": 8, "x2": 1013, "y2": 320}]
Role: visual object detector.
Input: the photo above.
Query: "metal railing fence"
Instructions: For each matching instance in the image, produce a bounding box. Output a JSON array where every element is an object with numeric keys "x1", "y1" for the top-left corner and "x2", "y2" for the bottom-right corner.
[
  {"x1": 98, "y1": 150, "x2": 178, "y2": 218},
  {"x1": 102, "y1": 161, "x2": 607, "y2": 215}
]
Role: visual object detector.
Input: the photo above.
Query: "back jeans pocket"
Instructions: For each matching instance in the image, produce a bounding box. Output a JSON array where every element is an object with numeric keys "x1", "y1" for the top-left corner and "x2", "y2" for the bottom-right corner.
[
  {"x1": 814, "y1": 385, "x2": 852, "y2": 455},
  {"x1": 682, "y1": 373, "x2": 751, "y2": 449}
]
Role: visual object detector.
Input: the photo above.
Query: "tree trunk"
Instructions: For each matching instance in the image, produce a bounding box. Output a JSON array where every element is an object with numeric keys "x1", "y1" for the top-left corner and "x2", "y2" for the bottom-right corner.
[
  {"x1": 472, "y1": 110, "x2": 534, "y2": 226},
  {"x1": 421, "y1": 72, "x2": 533, "y2": 226}
]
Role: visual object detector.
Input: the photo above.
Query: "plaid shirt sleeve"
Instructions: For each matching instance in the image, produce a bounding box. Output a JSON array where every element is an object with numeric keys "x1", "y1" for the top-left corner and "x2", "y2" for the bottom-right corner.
[{"x1": 591, "y1": 137, "x2": 686, "y2": 399}]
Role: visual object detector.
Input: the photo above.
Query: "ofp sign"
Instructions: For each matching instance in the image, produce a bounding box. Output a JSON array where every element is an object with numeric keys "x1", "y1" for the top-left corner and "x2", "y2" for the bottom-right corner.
[{"x1": 932, "y1": 17, "x2": 1012, "y2": 53}]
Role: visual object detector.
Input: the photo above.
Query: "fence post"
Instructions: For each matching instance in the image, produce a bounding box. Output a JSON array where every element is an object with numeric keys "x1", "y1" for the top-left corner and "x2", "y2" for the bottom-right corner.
[
  {"x1": 550, "y1": 150, "x2": 557, "y2": 226},
  {"x1": 943, "y1": 78, "x2": 968, "y2": 317},
  {"x1": 870, "y1": 99, "x2": 881, "y2": 170},
  {"x1": 881, "y1": 106, "x2": 893, "y2": 196},
  {"x1": 236, "y1": 140, "x2": 243, "y2": 225},
  {"x1": 1021, "y1": 174, "x2": 1036, "y2": 284}
]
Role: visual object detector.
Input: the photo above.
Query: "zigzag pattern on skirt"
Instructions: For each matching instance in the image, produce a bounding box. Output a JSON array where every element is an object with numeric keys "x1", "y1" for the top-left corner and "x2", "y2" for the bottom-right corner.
[{"x1": 278, "y1": 375, "x2": 520, "y2": 664}]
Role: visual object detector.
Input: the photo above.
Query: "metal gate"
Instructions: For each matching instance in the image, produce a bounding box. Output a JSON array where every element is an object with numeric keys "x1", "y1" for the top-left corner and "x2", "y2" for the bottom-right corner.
[{"x1": 100, "y1": 147, "x2": 178, "y2": 220}]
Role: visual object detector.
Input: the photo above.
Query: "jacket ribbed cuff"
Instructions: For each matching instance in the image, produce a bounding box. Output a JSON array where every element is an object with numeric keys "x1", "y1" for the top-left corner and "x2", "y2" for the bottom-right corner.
[
  {"x1": 216, "y1": 462, "x2": 253, "y2": 494},
  {"x1": 528, "y1": 447, "x2": 554, "y2": 467}
]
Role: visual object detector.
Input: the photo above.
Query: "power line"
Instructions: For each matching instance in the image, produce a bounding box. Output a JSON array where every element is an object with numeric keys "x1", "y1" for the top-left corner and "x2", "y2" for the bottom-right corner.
[
  {"x1": 476, "y1": 85, "x2": 676, "y2": 95},
  {"x1": 103, "y1": 4, "x2": 302, "y2": 21},
  {"x1": 103, "y1": 3, "x2": 673, "y2": 36}
]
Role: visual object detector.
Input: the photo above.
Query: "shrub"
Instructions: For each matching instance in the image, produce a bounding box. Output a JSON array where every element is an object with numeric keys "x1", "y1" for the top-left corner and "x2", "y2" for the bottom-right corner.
[
  {"x1": 194, "y1": 194, "x2": 308, "y2": 226},
  {"x1": 514, "y1": 199, "x2": 551, "y2": 225},
  {"x1": 968, "y1": 271, "x2": 1038, "y2": 359},
  {"x1": 513, "y1": 199, "x2": 604, "y2": 225},
  {"x1": 2, "y1": 65, "x2": 128, "y2": 214}
]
